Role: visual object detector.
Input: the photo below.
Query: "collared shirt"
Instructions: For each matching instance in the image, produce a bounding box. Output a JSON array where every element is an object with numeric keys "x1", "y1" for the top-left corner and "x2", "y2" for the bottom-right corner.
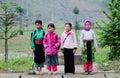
[{"x1": 61, "y1": 31, "x2": 77, "y2": 49}]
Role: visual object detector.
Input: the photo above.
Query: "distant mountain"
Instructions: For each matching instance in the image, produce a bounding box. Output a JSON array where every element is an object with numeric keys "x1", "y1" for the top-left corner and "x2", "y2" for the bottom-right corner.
[{"x1": 2, "y1": 0, "x2": 109, "y2": 23}]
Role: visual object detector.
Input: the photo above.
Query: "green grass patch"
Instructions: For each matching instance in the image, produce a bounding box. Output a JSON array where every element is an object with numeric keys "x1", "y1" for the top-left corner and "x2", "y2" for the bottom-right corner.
[
  {"x1": 95, "y1": 47, "x2": 110, "y2": 64},
  {"x1": 95, "y1": 47, "x2": 120, "y2": 72},
  {"x1": 100, "y1": 60, "x2": 120, "y2": 72},
  {"x1": 0, "y1": 56, "x2": 33, "y2": 73}
]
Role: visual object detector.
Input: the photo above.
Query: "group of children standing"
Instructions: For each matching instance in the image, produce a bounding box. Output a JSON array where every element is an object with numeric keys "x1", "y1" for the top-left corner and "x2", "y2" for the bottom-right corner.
[{"x1": 31, "y1": 19, "x2": 97, "y2": 75}]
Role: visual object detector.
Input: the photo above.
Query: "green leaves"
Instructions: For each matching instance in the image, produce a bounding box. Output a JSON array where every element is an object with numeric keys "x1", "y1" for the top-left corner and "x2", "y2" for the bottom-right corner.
[
  {"x1": 73, "y1": 7, "x2": 79, "y2": 14},
  {"x1": 8, "y1": 30, "x2": 19, "y2": 39},
  {"x1": 16, "y1": 6, "x2": 25, "y2": 15},
  {"x1": 97, "y1": 0, "x2": 120, "y2": 60},
  {"x1": 0, "y1": 2, "x2": 18, "y2": 40},
  {"x1": 0, "y1": 0, "x2": 19, "y2": 62}
]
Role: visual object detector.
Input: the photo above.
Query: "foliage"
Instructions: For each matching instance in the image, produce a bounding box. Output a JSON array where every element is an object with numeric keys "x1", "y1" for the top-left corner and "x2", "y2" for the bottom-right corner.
[
  {"x1": 74, "y1": 21, "x2": 80, "y2": 30},
  {"x1": 96, "y1": 0, "x2": 120, "y2": 60},
  {"x1": 100, "y1": 60, "x2": 120, "y2": 73},
  {"x1": 73, "y1": 7, "x2": 79, "y2": 14},
  {"x1": 73, "y1": 7, "x2": 80, "y2": 41},
  {"x1": 16, "y1": 6, "x2": 26, "y2": 15},
  {"x1": 16, "y1": 6, "x2": 26, "y2": 35},
  {"x1": 0, "y1": 0, "x2": 19, "y2": 62}
]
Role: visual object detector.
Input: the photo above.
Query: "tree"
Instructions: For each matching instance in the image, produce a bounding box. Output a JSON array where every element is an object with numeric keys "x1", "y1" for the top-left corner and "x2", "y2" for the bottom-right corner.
[
  {"x1": 73, "y1": 7, "x2": 79, "y2": 15},
  {"x1": 0, "y1": 1, "x2": 19, "y2": 62},
  {"x1": 16, "y1": 6, "x2": 25, "y2": 35},
  {"x1": 96, "y1": 0, "x2": 120, "y2": 60},
  {"x1": 73, "y1": 7, "x2": 80, "y2": 41}
]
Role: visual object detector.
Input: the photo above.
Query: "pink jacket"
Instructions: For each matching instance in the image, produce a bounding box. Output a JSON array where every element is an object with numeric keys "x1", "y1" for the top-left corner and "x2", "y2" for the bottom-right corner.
[{"x1": 43, "y1": 32, "x2": 61, "y2": 55}]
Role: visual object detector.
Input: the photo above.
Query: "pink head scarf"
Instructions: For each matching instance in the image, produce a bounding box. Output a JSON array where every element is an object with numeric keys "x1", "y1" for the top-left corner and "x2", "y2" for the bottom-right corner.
[{"x1": 84, "y1": 19, "x2": 92, "y2": 31}]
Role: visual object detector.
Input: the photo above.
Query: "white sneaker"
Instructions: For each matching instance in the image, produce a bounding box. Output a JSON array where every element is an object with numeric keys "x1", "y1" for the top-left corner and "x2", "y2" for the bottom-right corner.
[
  {"x1": 39, "y1": 71, "x2": 43, "y2": 75},
  {"x1": 69, "y1": 73, "x2": 74, "y2": 75},
  {"x1": 48, "y1": 71, "x2": 52, "y2": 75},
  {"x1": 35, "y1": 70, "x2": 39, "y2": 75},
  {"x1": 65, "y1": 73, "x2": 70, "y2": 75},
  {"x1": 52, "y1": 72, "x2": 56, "y2": 75}
]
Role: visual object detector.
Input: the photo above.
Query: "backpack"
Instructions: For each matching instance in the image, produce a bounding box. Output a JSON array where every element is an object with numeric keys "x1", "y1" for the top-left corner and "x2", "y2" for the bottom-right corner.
[{"x1": 45, "y1": 34, "x2": 60, "y2": 50}]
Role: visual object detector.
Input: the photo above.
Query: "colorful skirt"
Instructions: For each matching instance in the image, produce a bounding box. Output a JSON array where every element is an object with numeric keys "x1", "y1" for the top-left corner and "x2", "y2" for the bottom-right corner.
[{"x1": 81, "y1": 41, "x2": 95, "y2": 62}]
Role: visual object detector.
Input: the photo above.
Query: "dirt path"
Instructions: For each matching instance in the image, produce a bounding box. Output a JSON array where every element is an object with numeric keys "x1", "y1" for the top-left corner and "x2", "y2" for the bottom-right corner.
[
  {"x1": 0, "y1": 65, "x2": 120, "y2": 78},
  {"x1": 0, "y1": 72, "x2": 120, "y2": 78}
]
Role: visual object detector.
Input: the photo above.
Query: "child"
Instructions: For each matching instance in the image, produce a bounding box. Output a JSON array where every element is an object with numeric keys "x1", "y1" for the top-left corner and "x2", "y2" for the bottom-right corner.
[
  {"x1": 61, "y1": 23, "x2": 77, "y2": 74},
  {"x1": 31, "y1": 20, "x2": 45, "y2": 74},
  {"x1": 80, "y1": 19, "x2": 97, "y2": 75},
  {"x1": 43, "y1": 23, "x2": 61, "y2": 75}
]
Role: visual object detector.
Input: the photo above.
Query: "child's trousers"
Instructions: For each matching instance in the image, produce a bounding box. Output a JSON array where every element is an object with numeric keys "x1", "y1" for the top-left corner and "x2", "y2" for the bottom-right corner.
[
  {"x1": 64, "y1": 48, "x2": 75, "y2": 74},
  {"x1": 83, "y1": 62, "x2": 93, "y2": 72},
  {"x1": 46, "y1": 55, "x2": 58, "y2": 72}
]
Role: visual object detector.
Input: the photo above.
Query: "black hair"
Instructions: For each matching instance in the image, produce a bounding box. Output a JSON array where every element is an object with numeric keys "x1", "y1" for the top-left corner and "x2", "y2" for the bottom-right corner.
[
  {"x1": 35, "y1": 20, "x2": 42, "y2": 25},
  {"x1": 47, "y1": 23, "x2": 55, "y2": 29},
  {"x1": 65, "y1": 22, "x2": 72, "y2": 28}
]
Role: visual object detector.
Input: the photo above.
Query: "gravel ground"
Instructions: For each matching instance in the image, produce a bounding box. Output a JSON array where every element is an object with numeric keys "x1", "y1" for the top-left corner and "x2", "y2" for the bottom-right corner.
[
  {"x1": 0, "y1": 65, "x2": 120, "y2": 78},
  {"x1": 0, "y1": 73, "x2": 120, "y2": 78}
]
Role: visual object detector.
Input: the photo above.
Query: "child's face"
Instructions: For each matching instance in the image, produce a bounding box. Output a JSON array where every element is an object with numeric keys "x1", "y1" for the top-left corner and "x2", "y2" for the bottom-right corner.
[
  {"x1": 85, "y1": 22, "x2": 91, "y2": 29},
  {"x1": 35, "y1": 23, "x2": 42, "y2": 29},
  {"x1": 65, "y1": 24, "x2": 71, "y2": 32},
  {"x1": 48, "y1": 26, "x2": 55, "y2": 33}
]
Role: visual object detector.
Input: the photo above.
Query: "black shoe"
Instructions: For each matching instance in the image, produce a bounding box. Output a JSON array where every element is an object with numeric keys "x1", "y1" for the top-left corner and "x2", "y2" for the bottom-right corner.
[
  {"x1": 88, "y1": 71, "x2": 90, "y2": 74},
  {"x1": 28, "y1": 71, "x2": 36, "y2": 75},
  {"x1": 88, "y1": 71, "x2": 94, "y2": 75},
  {"x1": 83, "y1": 71, "x2": 89, "y2": 75}
]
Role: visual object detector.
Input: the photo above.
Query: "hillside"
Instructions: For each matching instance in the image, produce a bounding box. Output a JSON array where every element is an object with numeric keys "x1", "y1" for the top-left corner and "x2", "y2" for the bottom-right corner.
[{"x1": 1, "y1": 0, "x2": 109, "y2": 23}]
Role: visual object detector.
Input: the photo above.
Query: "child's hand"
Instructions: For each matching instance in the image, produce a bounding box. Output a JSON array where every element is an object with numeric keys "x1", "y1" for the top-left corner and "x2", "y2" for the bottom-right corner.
[
  {"x1": 73, "y1": 49, "x2": 76, "y2": 54},
  {"x1": 45, "y1": 46, "x2": 48, "y2": 49},
  {"x1": 32, "y1": 48, "x2": 35, "y2": 51},
  {"x1": 82, "y1": 48, "x2": 85, "y2": 53},
  {"x1": 61, "y1": 49, "x2": 64, "y2": 54},
  {"x1": 94, "y1": 48, "x2": 96, "y2": 52}
]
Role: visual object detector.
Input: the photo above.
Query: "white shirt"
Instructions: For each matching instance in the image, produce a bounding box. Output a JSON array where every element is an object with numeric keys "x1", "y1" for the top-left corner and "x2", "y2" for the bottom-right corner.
[
  {"x1": 61, "y1": 31, "x2": 77, "y2": 49},
  {"x1": 80, "y1": 29, "x2": 97, "y2": 48}
]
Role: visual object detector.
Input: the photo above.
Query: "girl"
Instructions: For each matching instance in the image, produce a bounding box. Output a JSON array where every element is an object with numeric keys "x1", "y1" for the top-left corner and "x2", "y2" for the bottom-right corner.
[
  {"x1": 43, "y1": 23, "x2": 61, "y2": 75},
  {"x1": 80, "y1": 19, "x2": 97, "y2": 75},
  {"x1": 61, "y1": 23, "x2": 77, "y2": 74},
  {"x1": 31, "y1": 20, "x2": 45, "y2": 74}
]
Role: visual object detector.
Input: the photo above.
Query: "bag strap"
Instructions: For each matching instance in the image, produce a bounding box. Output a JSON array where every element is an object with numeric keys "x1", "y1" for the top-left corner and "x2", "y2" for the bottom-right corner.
[
  {"x1": 31, "y1": 30, "x2": 36, "y2": 39},
  {"x1": 63, "y1": 34, "x2": 69, "y2": 44},
  {"x1": 56, "y1": 34, "x2": 58, "y2": 43},
  {"x1": 31, "y1": 30, "x2": 36, "y2": 42}
]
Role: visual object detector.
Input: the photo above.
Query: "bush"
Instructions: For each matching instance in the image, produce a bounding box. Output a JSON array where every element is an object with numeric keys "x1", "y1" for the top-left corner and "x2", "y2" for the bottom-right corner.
[{"x1": 97, "y1": 0, "x2": 120, "y2": 60}]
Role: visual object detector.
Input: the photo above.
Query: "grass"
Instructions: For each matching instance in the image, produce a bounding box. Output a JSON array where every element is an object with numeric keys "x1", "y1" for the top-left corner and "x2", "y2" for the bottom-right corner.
[
  {"x1": 95, "y1": 47, "x2": 110, "y2": 64},
  {"x1": 0, "y1": 56, "x2": 33, "y2": 73},
  {"x1": 0, "y1": 51, "x2": 33, "y2": 72},
  {"x1": 100, "y1": 60, "x2": 120, "y2": 72},
  {"x1": 95, "y1": 47, "x2": 120, "y2": 72}
]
